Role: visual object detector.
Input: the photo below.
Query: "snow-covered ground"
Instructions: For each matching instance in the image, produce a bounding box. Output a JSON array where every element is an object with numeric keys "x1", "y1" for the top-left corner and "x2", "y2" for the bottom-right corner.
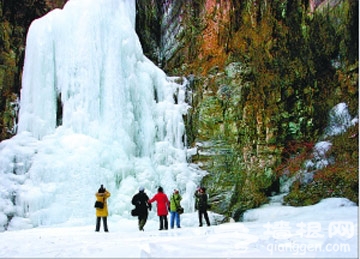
[{"x1": 0, "y1": 197, "x2": 357, "y2": 258}]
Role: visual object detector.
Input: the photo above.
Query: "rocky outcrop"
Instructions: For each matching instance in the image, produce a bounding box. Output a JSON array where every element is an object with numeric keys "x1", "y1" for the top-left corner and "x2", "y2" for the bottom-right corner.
[{"x1": 136, "y1": 0, "x2": 358, "y2": 220}]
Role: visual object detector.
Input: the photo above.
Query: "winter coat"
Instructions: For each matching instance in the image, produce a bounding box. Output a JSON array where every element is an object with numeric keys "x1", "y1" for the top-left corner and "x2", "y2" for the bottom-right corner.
[
  {"x1": 132, "y1": 191, "x2": 151, "y2": 217},
  {"x1": 194, "y1": 191, "x2": 208, "y2": 211},
  {"x1": 149, "y1": 192, "x2": 169, "y2": 216},
  {"x1": 95, "y1": 190, "x2": 111, "y2": 217},
  {"x1": 170, "y1": 193, "x2": 182, "y2": 212}
]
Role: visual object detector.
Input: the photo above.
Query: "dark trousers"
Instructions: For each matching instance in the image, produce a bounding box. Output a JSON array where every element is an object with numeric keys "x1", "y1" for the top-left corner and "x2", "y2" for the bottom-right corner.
[
  {"x1": 159, "y1": 215, "x2": 168, "y2": 230},
  {"x1": 198, "y1": 210, "x2": 210, "y2": 226},
  {"x1": 96, "y1": 217, "x2": 108, "y2": 232},
  {"x1": 138, "y1": 215, "x2": 148, "y2": 231}
]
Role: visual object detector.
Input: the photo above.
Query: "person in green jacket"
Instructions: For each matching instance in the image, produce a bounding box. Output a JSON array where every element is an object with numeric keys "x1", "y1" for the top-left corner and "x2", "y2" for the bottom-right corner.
[{"x1": 169, "y1": 189, "x2": 182, "y2": 229}]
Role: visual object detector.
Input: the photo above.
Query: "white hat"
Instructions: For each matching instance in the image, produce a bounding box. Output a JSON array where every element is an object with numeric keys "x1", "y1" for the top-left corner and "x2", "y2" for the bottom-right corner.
[{"x1": 139, "y1": 186, "x2": 145, "y2": 192}]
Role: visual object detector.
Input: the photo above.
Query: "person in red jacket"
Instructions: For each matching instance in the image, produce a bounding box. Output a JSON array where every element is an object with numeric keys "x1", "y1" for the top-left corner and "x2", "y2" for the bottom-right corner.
[{"x1": 148, "y1": 186, "x2": 170, "y2": 230}]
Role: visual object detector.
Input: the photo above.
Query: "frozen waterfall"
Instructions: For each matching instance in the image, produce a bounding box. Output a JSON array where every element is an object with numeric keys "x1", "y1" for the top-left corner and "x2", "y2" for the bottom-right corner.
[{"x1": 0, "y1": 0, "x2": 205, "y2": 230}]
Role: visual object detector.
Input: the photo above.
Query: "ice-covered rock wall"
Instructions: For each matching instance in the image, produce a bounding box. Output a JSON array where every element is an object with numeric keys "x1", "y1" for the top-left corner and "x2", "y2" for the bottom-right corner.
[{"x1": 0, "y1": 0, "x2": 205, "y2": 231}]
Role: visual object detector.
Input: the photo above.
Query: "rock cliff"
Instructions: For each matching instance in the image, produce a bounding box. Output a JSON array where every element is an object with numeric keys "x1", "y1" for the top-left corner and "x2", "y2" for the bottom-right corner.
[{"x1": 136, "y1": 0, "x2": 358, "y2": 220}]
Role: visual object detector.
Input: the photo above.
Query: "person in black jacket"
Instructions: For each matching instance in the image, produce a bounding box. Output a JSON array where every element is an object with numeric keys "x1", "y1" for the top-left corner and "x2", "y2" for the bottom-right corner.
[
  {"x1": 132, "y1": 186, "x2": 152, "y2": 231},
  {"x1": 194, "y1": 187, "x2": 210, "y2": 227}
]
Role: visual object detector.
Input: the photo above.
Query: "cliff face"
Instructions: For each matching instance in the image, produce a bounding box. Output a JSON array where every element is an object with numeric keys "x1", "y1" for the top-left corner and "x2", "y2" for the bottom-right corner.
[
  {"x1": 136, "y1": 0, "x2": 358, "y2": 219},
  {"x1": 0, "y1": 0, "x2": 358, "y2": 221}
]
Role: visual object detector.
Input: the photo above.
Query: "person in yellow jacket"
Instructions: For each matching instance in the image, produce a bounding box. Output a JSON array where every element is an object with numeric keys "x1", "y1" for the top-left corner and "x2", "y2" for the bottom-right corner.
[{"x1": 95, "y1": 184, "x2": 111, "y2": 232}]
